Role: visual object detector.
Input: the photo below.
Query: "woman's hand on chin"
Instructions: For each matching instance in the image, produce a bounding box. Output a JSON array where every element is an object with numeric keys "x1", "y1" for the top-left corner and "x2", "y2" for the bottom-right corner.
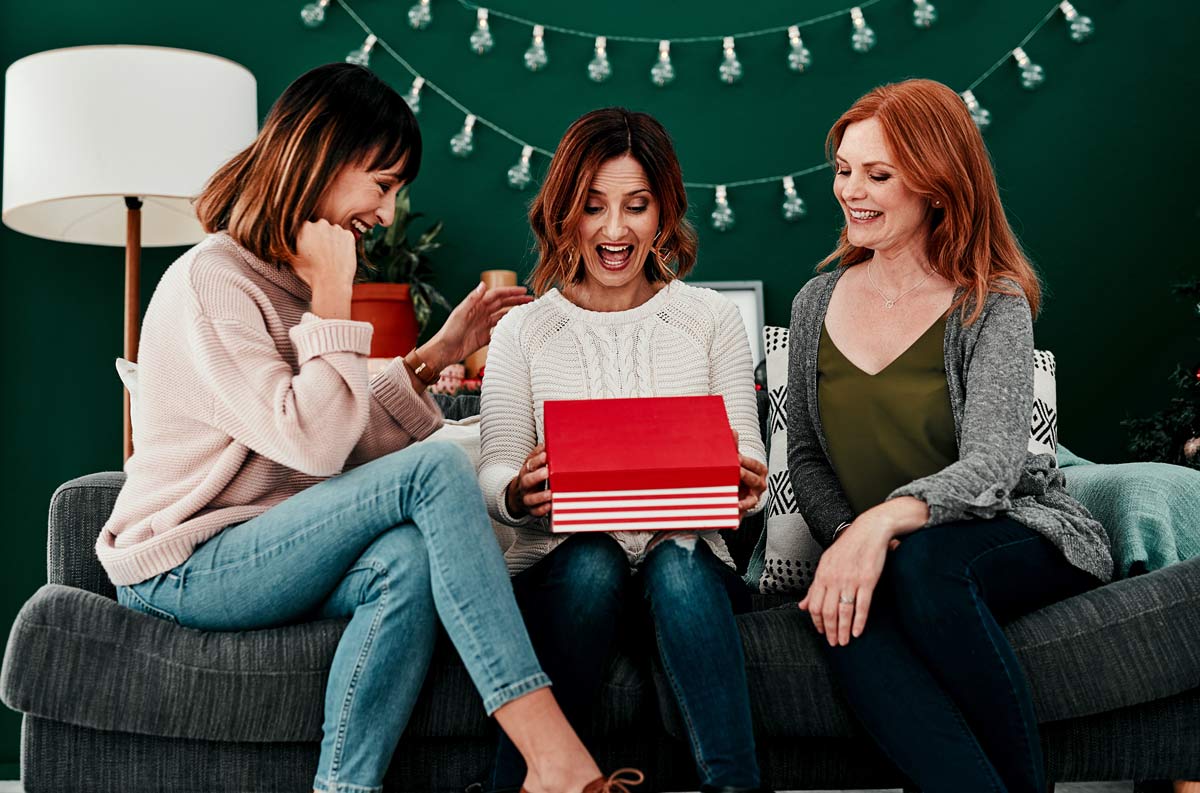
[{"x1": 294, "y1": 219, "x2": 358, "y2": 320}]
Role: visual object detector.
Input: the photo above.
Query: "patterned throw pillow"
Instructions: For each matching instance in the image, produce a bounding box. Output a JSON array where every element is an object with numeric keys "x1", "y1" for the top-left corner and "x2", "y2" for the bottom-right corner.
[{"x1": 751, "y1": 326, "x2": 1060, "y2": 595}]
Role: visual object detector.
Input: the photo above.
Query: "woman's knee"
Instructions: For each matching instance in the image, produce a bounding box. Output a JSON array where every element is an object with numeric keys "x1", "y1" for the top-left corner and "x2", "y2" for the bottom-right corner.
[
  {"x1": 554, "y1": 533, "x2": 627, "y2": 603},
  {"x1": 643, "y1": 537, "x2": 725, "y2": 603},
  {"x1": 356, "y1": 526, "x2": 432, "y2": 597},
  {"x1": 409, "y1": 440, "x2": 476, "y2": 482}
]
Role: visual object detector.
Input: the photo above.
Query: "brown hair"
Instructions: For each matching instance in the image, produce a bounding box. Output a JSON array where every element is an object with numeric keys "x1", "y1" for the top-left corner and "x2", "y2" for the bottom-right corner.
[
  {"x1": 821, "y1": 78, "x2": 1041, "y2": 324},
  {"x1": 195, "y1": 63, "x2": 422, "y2": 265},
  {"x1": 528, "y1": 108, "x2": 697, "y2": 296}
]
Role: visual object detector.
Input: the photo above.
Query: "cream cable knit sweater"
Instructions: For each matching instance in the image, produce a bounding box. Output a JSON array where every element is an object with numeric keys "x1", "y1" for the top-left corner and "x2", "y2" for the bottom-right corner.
[
  {"x1": 96, "y1": 232, "x2": 443, "y2": 586},
  {"x1": 479, "y1": 280, "x2": 766, "y2": 575}
]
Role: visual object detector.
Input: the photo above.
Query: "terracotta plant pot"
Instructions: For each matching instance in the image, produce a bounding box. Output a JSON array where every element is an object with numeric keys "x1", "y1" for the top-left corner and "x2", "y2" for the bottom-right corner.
[{"x1": 350, "y1": 282, "x2": 419, "y2": 359}]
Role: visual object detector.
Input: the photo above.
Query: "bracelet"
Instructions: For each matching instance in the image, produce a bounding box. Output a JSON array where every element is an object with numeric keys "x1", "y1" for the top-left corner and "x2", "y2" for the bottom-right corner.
[{"x1": 403, "y1": 348, "x2": 440, "y2": 386}]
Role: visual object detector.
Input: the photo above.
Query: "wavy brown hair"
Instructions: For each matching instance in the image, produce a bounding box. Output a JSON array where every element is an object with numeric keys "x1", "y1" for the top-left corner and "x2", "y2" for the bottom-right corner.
[
  {"x1": 195, "y1": 63, "x2": 422, "y2": 265},
  {"x1": 821, "y1": 79, "x2": 1040, "y2": 324},
  {"x1": 528, "y1": 108, "x2": 697, "y2": 296}
]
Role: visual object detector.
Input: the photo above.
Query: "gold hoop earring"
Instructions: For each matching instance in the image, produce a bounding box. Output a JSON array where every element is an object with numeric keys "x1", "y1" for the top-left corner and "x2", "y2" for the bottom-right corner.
[{"x1": 650, "y1": 244, "x2": 672, "y2": 279}]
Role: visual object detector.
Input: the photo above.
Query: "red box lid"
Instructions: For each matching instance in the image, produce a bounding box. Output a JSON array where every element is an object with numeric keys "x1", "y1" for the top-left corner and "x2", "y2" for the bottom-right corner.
[{"x1": 543, "y1": 395, "x2": 740, "y2": 493}]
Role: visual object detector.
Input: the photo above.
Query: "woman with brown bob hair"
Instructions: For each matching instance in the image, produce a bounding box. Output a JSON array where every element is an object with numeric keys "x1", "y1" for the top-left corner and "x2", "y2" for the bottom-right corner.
[
  {"x1": 479, "y1": 108, "x2": 770, "y2": 793},
  {"x1": 97, "y1": 63, "x2": 636, "y2": 793},
  {"x1": 786, "y1": 79, "x2": 1112, "y2": 791}
]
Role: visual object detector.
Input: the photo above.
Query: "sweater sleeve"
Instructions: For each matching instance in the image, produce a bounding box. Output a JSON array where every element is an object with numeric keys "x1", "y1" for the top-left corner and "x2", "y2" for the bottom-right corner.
[
  {"x1": 786, "y1": 280, "x2": 856, "y2": 548},
  {"x1": 345, "y1": 356, "x2": 444, "y2": 466},
  {"x1": 708, "y1": 294, "x2": 767, "y2": 515},
  {"x1": 478, "y1": 309, "x2": 540, "y2": 528},
  {"x1": 887, "y1": 293, "x2": 1034, "y2": 525},
  {"x1": 189, "y1": 284, "x2": 374, "y2": 477}
]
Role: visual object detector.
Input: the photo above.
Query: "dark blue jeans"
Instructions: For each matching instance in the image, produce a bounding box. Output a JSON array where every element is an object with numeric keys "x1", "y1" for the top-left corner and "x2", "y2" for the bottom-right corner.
[
  {"x1": 490, "y1": 532, "x2": 760, "y2": 791},
  {"x1": 824, "y1": 516, "x2": 1100, "y2": 793}
]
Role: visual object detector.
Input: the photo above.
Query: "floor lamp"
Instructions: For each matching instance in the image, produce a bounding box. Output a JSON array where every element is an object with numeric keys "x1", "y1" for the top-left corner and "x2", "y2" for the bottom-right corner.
[{"x1": 2, "y1": 45, "x2": 257, "y2": 460}]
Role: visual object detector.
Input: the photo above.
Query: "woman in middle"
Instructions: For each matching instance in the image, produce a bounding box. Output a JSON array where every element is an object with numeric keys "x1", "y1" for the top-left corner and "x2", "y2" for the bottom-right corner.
[{"x1": 479, "y1": 108, "x2": 770, "y2": 793}]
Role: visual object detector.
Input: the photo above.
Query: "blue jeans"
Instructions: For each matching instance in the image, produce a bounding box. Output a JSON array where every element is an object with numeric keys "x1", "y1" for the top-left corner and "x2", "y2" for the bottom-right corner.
[
  {"x1": 490, "y1": 533, "x2": 760, "y2": 791},
  {"x1": 117, "y1": 442, "x2": 550, "y2": 793},
  {"x1": 823, "y1": 516, "x2": 1099, "y2": 793}
]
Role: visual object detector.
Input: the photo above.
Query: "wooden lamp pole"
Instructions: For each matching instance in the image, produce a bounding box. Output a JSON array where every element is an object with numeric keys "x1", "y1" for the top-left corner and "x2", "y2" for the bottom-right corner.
[{"x1": 124, "y1": 196, "x2": 142, "y2": 462}]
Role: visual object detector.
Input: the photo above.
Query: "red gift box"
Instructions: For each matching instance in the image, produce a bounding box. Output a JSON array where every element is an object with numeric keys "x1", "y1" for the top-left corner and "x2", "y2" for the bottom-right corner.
[{"x1": 543, "y1": 395, "x2": 741, "y2": 533}]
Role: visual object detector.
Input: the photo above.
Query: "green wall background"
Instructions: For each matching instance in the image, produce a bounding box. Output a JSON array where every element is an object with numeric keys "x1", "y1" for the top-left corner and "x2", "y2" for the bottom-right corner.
[{"x1": 1, "y1": 0, "x2": 1196, "y2": 773}]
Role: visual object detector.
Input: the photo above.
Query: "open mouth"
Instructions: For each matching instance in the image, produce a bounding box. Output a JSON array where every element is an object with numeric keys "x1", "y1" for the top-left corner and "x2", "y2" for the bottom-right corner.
[{"x1": 597, "y1": 243, "x2": 634, "y2": 270}]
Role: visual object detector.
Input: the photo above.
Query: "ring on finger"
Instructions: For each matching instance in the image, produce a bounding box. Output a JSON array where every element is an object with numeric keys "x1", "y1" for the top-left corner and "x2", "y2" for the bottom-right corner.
[{"x1": 838, "y1": 593, "x2": 855, "y2": 605}]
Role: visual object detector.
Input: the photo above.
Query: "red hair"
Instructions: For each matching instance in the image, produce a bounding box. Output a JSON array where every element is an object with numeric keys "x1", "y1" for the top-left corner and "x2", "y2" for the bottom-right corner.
[{"x1": 821, "y1": 79, "x2": 1040, "y2": 324}]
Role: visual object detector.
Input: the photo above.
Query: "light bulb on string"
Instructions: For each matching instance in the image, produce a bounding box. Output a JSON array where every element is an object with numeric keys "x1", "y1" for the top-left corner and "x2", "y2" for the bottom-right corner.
[
  {"x1": 407, "y1": 0, "x2": 432, "y2": 30},
  {"x1": 711, "y1": 186, "x2": 735, "y2": 232},
  {"x1": 1059, "y1": 2, "x2": 1094, "y2": 42},
  {"x1": 787, "y1": 26, "x2": 812, "y2": 72},
  {"x1": 345, "y1": 34, "x2": 377, "y2": 67},
  {"x1": 960, "y1": 89, "x2": 991, "y2": 131},
  {"x1": 912, "y1": 0, "x2": 938, "y2": 29},
  {"x1": 588, "y1": 36, "x2": 612, "y2": 82},
  {"x1": 300, "y1": 0, "x2": 331, "y2": 28},
  {"x1": 470, "y1": 8, "x2": 494, "y2": 55},
  {"x1": 719, "y1": 37, "x2": 743, "y2": 84},
  {"x1": 1060, "y1": 1, "x2": 1099, "y2": 42},
  {"x1": 403, "y1": 77, "x2": 425, "y2": 113},
  {"x1": 850, "y1": 7, "x2": 876, "y2": 53},
  {"x1": 450, "y1": 114, "x2": 476, "y2": 158},
  {"x1": 525, "y1": 25, "x2": 549, "y2": 71},
  {"x1": 782, "y1": 177, "x2": 807, "y2": 222},
  {"x1": 508, "y1": 146, "x2": 534, "y2": 190},
  {"x1": 1011, "y1": 47, "x2": 1045, "y2": 90},
  {"x1": 651, "y1": 40, "x2": 675, "y2": 87}
]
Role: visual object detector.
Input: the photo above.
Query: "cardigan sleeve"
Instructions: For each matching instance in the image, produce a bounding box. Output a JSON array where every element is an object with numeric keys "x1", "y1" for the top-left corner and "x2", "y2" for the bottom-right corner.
[
  {"x1": 786, "y1": 279, "x2": 856, "y2": 548},
  {"x1": 887, "y1": 292, "x2": 1035, "y2": 525}
]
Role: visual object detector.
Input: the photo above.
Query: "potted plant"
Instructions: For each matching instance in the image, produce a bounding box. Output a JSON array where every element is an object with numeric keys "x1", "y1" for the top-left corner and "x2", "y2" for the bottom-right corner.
[{"x1": 352, "y1": 186, "x2": 452, "y2": 358}]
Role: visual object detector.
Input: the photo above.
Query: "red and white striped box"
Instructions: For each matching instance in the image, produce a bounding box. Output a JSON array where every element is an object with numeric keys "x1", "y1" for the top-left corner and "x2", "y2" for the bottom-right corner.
[{"x1": 543, "y1": 395, "x2": 741, "y2": 533}]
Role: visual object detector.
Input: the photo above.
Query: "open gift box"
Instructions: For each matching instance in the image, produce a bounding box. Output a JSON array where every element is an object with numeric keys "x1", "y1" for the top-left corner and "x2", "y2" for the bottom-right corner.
[{"x1": 543, "y1": 395, "x2": 742, "y2": 533}]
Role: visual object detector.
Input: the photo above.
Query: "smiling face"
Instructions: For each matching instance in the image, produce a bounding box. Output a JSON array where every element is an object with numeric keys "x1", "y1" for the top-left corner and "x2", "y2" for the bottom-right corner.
[
  {"x1": 313, "y1": 154, "x2": 408, "y2": 241},
  {"x1": 574, "y1": 154, "x2": 661, "y2": 293},
  {"x1": 834, "y1": 117, "x2": 931, "y2": 256}
]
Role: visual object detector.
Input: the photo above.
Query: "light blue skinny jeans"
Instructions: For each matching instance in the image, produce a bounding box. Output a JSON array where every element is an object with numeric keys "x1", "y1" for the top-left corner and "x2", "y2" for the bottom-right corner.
[{"x1": 116, "y1": 441, "x2": 550, "y2": 793}]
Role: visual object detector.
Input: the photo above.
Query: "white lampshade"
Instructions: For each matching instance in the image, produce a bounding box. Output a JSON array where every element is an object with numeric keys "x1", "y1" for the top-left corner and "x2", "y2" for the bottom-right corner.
[{"x1": 2, "y1": 45, "x2": 257, "y2": 247}]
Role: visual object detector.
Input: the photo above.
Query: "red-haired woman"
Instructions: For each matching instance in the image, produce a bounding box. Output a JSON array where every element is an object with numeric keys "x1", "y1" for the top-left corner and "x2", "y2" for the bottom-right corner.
[
  {"x1": 786, "y1": 79, "x2": 1112, "y2": 792},
  {"x1": 479, "y1": 108, "x2": 770, "y2": 793}
]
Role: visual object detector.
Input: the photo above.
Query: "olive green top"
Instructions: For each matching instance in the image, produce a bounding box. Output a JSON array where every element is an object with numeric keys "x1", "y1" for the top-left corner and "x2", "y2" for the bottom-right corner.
[{"x1": 817, "y1": 317, "x2": 958, "y2": 516}]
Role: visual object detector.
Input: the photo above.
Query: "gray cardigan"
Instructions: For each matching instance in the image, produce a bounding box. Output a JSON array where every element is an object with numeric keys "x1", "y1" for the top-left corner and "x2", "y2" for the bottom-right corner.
[{"x1": 787, "y1": 268, "x2": 1114, "y2": 583}]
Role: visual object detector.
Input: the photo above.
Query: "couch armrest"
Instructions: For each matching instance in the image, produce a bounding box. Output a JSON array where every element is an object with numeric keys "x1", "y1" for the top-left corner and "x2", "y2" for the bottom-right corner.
[{"x1": 48, "y1": 472, "x2": 125, "y2": 599}]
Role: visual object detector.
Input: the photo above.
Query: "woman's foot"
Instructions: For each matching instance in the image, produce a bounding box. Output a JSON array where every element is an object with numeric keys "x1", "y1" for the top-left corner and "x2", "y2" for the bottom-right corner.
[{"x1": 522, "y1": 767, "x2": 644, "y2": 793}]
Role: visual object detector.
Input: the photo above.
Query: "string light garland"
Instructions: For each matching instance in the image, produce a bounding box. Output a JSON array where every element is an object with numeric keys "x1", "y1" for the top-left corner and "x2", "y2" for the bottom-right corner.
[{"x1": 317, "y1": 0, "x2": 1096, "y2": 230}]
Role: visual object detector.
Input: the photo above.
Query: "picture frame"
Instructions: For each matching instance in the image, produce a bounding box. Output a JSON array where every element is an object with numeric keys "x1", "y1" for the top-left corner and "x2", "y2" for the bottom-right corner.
[{"x1": 687, "y1": 280, "x2": 766, "y2": 365}]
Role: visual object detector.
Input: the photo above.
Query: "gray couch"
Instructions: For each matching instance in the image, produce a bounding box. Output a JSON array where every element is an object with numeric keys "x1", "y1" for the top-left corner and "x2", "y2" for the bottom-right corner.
[{"x1": 3, "y1": 394, "x2": 1199, "y2": 792}]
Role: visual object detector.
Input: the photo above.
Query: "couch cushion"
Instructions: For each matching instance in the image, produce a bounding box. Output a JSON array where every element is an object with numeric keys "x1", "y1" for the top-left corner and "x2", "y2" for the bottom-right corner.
[
  {"x1": 656, "y1": 556, "x2": 1200, "y2": 738},
  {"x1": 1, "y1": 584, "x2": 654, "y2": 742}
]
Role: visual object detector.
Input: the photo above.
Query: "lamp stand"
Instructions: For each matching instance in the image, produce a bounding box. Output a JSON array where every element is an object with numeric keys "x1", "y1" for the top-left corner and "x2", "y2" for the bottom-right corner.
[{"x1": 124, "y1": 196, "x2": 142, "y2": 462}]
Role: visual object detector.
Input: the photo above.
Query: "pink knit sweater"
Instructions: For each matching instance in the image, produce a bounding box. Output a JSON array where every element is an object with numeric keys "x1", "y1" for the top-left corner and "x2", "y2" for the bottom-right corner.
[{"x1": 96, "y1": 232, "x2": 444, "y2": 586}]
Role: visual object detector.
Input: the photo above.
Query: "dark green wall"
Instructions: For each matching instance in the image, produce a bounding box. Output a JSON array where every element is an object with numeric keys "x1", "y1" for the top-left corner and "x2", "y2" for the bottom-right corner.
[{"x1": 1, "y1": 0, "x2": 1195, "y2": 772}]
